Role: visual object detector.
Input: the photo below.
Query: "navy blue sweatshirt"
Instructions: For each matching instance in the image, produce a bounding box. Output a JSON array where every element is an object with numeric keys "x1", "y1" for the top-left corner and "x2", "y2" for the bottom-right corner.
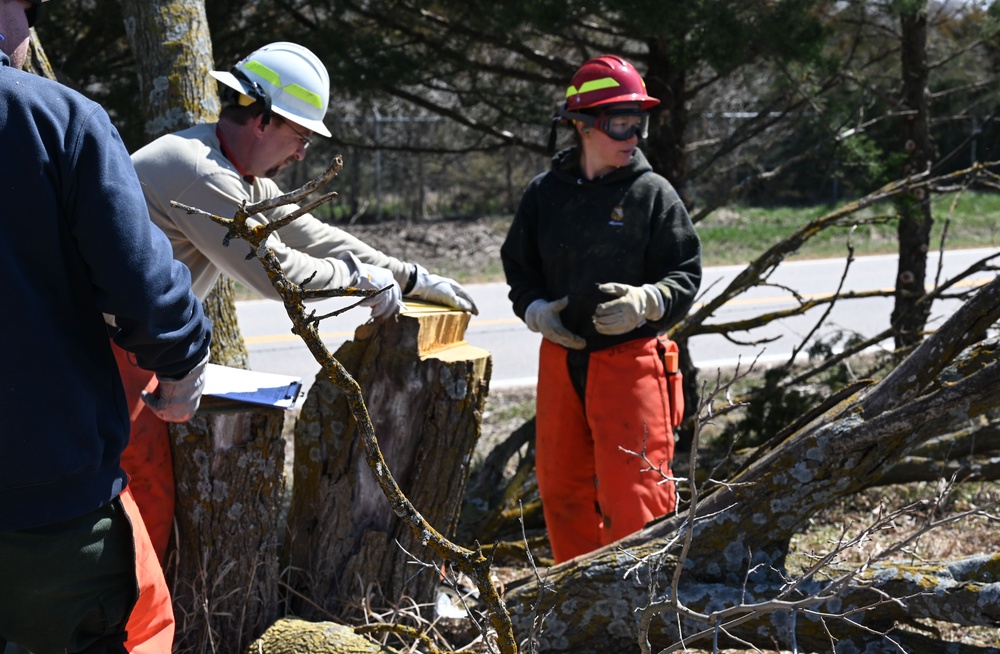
[
  {"x1": 502, "y1": 147, "x2": 702, "y2": 352},
  {"x1": 0, "y1": 54, "x2": 211, "y2": 531}
]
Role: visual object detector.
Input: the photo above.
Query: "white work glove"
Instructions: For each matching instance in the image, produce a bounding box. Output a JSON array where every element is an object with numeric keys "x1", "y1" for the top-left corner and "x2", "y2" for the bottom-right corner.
[
  {"x1": 140, "y1": 353, "x2": 209, "y2": 423},
  {"x1": 408, "y1": 264, "x2": 479, "y2": 315},
  {"x1": 338, "y1": 252, "x2": 406, "y2": 318},
  {"x1": 525, "y1": 297, "x2": 586, "y2": 350},
  {"x1": 592, "y1": 283, "x2": 666, "y2": 335}
]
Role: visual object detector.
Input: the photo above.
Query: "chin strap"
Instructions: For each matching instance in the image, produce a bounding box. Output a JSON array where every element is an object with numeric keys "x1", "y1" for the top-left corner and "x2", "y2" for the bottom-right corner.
[{"x1": 547, "y1": 114, "x2": 561, "y2": 154}]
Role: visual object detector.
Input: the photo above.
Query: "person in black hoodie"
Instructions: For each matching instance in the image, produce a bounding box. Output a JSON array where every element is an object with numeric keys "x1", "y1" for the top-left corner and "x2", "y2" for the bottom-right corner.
[
  {"x1": 0, "y1": 1, "x2": 211, "y2": 651},
  {"x1": 501, "y1": 54, "x2": 701, "y2": 563}
]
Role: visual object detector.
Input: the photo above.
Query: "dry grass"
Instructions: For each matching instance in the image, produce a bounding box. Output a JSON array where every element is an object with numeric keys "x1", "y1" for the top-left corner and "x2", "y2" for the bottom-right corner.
[
  {"x1": 783, "y1": 481, "x2": 1000, "y2": 652},
  {"x1": 467, "y1": 385, "x2": 1000, "y2": 653},
  {"x1": 274, "y1": 342, "x2": 999, "y2": 652}
]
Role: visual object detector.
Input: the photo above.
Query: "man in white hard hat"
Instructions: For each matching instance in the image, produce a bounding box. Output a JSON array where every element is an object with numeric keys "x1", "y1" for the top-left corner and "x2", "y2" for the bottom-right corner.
[
  {"x1": 0, "y1": 0, "x2": 211, "y2": 650},
  {"x1": 123, "y1": 42, "x2": 478, "y2": 562},
  {"x1": 135, "y1": 41, "x2": 476, "y2": 315}
]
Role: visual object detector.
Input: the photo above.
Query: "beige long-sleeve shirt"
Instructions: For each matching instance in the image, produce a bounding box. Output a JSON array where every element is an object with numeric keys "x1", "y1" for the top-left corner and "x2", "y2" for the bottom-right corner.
[{"x1": 131, "y1": 122, "x2": 411, "y2": 301}]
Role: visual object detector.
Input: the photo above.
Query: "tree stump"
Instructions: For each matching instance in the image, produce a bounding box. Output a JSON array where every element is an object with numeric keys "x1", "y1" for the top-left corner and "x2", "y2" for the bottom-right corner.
[
  {"x1": 168, "y1": 408, "x2": 287, "y2": 654},
  {"x1": 246, "y1": 618, "x2": 397, "y2": 654},
  {"x1": 283, "y1": 303, "x2": 491, "y2": 619}
]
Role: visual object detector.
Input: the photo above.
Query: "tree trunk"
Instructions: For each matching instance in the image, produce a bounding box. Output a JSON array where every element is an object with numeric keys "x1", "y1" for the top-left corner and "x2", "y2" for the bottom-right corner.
[
  {"x1": 24, "y1": 28, "x2": 54, "y2": 79},
  {"x1": 501, "y1": 276, "x2": 1000, "y2": 652},
  {"x1": 247, "y1": 619, "x2": 397, "y2": 654},
  {"x1": 117, "y1": 0, "x2": 218, "y2": 142},
  {"x1": 117, "y1": 0, "x2": 250, "y2": 372},
  {"x1": 169, "y1": 409, "x2": 287, "y2": 654},
  {"x1": 643, "y1": 37, "x2": 689, "y2": 203},
  {"x1": 283, "y1": 306, "x2": 491, "y2": 620},
  {"x1": 203, "y1": 277, "x2": 251, "y2": 369},
  {"x1": 892, "y1": 6, "x2": 934, "y2": 348}
]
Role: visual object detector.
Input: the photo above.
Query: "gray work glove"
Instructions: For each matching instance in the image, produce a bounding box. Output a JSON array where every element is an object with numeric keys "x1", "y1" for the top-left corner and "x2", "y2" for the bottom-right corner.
[
  {"x1": 140, "y1": 352, "x2": 209, "y2": 423},
  {"x1": 525, "y1": 297, "x2": 586, "y2": 350},
  {"x1": 339, "y1": 252, "x2": 406, "y2": 318},
  {"x1": 592, "y1": 283, "x2": 666, "y2": 335},
  {"x1": 408, "y1": 264, "x2": 479, "y2": 314}
]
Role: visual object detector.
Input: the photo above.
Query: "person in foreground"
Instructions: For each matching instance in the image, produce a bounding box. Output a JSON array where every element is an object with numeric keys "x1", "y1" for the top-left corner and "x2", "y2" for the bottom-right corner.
[
  {"x1": 0, "y1": 0, "x2": 212, "y2": 651},
  {"x1": 120, "y1": 41, "x2": 478, "y2": 561},
  {"x1": 501, "y1": 54, "x2": 702, "y2": 563}
]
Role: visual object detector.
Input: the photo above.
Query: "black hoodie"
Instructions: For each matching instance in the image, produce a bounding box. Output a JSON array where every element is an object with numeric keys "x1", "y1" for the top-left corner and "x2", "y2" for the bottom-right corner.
[{"x1": 501, "y1": 147, "x2": 701, "y2": 352}]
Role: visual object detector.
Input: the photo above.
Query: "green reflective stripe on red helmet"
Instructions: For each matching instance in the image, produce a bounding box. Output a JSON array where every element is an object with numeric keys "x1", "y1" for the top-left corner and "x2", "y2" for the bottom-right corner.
[
  {"x1": 242, "y1": 61, "x2": 324, "y2": 110},
  {"x1": 566, "y1": 77, "x2": 621, "y2": 98}
]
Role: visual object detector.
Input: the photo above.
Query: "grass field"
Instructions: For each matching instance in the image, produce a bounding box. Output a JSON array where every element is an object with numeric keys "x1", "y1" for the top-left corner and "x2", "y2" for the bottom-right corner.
[{"x1": 696, "y1": 190, "x2": 1000, "y2": 266}]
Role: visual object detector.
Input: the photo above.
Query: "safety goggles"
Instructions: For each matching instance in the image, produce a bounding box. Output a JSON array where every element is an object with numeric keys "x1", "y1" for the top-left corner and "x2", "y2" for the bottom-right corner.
[{"x1": 561, "y1": 108, "x2": 651, "y2": 141}]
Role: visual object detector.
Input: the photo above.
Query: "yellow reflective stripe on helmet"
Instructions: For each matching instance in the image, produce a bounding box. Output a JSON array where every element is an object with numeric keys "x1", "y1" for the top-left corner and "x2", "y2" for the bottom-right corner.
[
  {"x1": 244, "y1": 60, "x2": 281, "y2": 87},
  {"x1": 566, "y1": 77, "x2": 621, "y2": 98},
  {"x1": 243, "y1": 60, "x2": 324, "y2": 110},
  {"x1": 283, "y1": 83, "x2": 323, "y2": 110}
]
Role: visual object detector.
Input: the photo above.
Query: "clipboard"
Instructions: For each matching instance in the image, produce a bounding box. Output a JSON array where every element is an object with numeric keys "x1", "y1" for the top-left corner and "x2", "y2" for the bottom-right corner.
[{"x1": 200, "y1": 363, "x2": 303, "y2": 412}]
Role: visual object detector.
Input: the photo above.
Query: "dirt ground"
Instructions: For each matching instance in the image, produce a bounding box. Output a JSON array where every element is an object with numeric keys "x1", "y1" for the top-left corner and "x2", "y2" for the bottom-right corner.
[{"x1": 344, "y1": 217, "x2": 510, "y2": 284}]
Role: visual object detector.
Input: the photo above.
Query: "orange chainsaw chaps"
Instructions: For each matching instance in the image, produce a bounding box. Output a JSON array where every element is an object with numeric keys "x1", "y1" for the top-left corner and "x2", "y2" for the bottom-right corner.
[
  {"x1": 119, "y1": 487, "x2": 176, "y2": 653},
  {"x1": 536, "y1": 336, "x2": 676, "y2": 563},
  {"x1": 111, "y1": 341, "x2": 175, "y2": 565}
]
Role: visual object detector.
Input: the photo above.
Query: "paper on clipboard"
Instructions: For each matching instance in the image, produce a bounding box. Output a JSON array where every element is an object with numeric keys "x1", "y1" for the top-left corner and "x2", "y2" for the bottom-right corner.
[{"x1": 203, "y1": 364, "x2": 303, "y2": 410}]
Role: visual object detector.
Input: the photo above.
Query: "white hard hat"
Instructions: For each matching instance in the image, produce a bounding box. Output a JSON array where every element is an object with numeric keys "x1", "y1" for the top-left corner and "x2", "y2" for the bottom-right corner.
[{"x1": 211, "y1": 42, "x2": 332, "y2": 138}]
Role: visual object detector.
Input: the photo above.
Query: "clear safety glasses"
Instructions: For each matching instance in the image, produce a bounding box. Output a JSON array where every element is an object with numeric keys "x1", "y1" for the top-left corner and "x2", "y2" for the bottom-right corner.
[
  {"x1": 286, "y1": 121, "x2": 313, "y2": 149},
  {"x1": 562, "y1": 109, "x2": 651, "y2": 141}
]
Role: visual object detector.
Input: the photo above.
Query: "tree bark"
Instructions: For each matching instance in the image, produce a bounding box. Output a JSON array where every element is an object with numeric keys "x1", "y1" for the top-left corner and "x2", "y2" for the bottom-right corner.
[
  {"x1": 169, "y1": 410, "x2": 287, "y2": 654},
  {"x1": 501, "y1": 276, "x2": 1000, "y2": 652},
  {"x1": 117, "y1": 0, "x2": 218, "y2": 142},
  {"x1": 24, "y1": 28, "x2": 54, "y2": 79},
  {"x1": 283, "y1": 306, "x2": 491, "y2": 620},
  {"x1": 203, "y1": 277, "x2": 251, "y2": 369},
  {"x1": 644, "y1": 36, "x2": 689, "y2": 203},
  {"x1": 117, "y1": 0, "x2": 251, "y2": 372},
  {"x1": 892, "y1": 5, "x2": 934, "y2": 348},
  {"x1": 247, "y1": 618, "x2": 397, "y2": 654}
]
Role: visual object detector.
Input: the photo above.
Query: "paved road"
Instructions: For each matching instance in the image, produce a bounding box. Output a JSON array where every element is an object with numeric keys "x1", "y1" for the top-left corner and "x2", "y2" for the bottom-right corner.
[{"x1": 236, "y1": 248, "x2": 999, "y2": 395}]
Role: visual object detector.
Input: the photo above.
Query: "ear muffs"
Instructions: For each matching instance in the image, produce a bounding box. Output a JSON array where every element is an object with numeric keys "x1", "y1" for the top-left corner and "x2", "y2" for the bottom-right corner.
[{"x1": 229, "y1": 67, "x2": 274, "y2": 126}]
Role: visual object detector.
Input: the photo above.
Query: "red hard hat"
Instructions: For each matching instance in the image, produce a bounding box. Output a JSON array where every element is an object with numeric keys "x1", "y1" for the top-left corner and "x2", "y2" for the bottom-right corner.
[{"x1": 564, "y1": 55, "x2": 660, "y2": 111}]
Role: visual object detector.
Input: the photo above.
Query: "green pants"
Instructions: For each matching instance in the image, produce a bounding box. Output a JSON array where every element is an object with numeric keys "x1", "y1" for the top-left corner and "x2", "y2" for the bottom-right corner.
[{"x1": 0, "y1": 498, "x2": 136, "y2": 654}]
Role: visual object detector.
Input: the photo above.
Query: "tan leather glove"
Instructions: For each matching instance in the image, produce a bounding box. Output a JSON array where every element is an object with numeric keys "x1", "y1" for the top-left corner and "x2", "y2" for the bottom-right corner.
[
  {"x1": 339, "y1": 252, "x2": 406, "y2": 318},
  {"x1": 408, "y1": 264, "x2": 479, "y2": 314},
  {"x1": 592, "y1": 283, "x2": 665, "y2": 335},
  {"x1": 525, "y1": 297, "x2": 586, "y2": 350},
  {"x1": 140, "y1": 353, "x2": 209, "y2": 423}
]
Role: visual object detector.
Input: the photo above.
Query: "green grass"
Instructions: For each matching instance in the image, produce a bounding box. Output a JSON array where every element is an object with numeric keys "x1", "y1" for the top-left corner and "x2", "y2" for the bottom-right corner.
[{"x1": 697, "y1": 190, "x2": 1000, "y2": 267}]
